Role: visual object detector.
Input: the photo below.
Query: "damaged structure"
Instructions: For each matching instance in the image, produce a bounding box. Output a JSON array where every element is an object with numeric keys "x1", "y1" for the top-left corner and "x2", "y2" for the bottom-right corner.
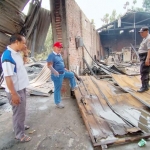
[
  {"x1": 97, "y1": 11, "x2": 150, "y2": 59},
  {"x1": 1, "y1": 0, "x2": 150, "y2": 149}
]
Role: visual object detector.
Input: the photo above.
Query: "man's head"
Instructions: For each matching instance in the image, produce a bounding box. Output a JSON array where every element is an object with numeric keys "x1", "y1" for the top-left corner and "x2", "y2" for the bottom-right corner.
[
  {"x1": 53, "y1": 42, "x2": 63, "y2": 54},
  {"x1": 138, "y1": 26, "x2": 149, "y2": 38},
  {"x1": 10, "y1": 34, "x2": 27, "y2": 52}
]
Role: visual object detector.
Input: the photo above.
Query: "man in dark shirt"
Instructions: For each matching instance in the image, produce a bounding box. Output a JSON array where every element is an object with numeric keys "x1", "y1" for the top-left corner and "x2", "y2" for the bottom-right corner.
[{"x1": 47, "y1": 42, "x2": 77, "y2": 108}]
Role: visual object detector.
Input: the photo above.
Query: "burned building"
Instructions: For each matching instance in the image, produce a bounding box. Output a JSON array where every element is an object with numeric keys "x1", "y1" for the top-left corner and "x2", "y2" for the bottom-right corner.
[{"x1": 97, "y1": 12, "x2": 150, "y2": 59}]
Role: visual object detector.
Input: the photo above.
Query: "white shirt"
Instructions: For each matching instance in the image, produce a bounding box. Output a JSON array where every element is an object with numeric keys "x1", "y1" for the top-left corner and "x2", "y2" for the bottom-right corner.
[
  {"x1": 138, "y1": 34, "x2": 150, "y2": 54},
  {"x1": 1, "y1": 46, "x2": 29, "y2": 92}
]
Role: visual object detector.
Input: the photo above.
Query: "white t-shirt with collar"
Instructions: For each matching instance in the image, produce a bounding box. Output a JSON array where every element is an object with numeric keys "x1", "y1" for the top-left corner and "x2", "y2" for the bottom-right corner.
[{"x1": 1, "y1": 46, "x2": 29, "y2": 92}]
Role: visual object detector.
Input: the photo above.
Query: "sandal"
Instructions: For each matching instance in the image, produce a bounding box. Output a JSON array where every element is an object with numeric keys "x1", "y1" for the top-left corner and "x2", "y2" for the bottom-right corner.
[
  {"x1": 25, "y1": 125, "x2": 30, "y2": 130},
  {"x1": 20, "y1": 135, "x2": 31, "y2": 142}
]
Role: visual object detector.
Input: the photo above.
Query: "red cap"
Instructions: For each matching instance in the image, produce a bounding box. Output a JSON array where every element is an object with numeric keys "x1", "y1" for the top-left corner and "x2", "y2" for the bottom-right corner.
[{"x1": 53, "y1": 42, "x2": 63, "y2": 48}]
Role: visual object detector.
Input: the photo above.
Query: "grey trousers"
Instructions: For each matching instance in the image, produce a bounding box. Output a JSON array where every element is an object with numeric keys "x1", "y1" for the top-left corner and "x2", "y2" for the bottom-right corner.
[{"x1": 6, "y1": 89, "x2": 26, "y2": 139}]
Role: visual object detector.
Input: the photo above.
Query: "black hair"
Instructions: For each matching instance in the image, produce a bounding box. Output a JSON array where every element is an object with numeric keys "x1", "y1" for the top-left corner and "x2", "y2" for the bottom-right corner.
[{"x1": 10, "y1": 34, "x2": 25, "y2": 44}]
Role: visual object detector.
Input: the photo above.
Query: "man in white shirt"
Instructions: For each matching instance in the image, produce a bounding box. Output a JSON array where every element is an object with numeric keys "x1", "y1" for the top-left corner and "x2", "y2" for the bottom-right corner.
[
  {"x1": 1, "y1": 34, "x2": 31, "y2": 142},
  {"x1": 137, "y1": 26, "x2": 150, "y2": 92}
]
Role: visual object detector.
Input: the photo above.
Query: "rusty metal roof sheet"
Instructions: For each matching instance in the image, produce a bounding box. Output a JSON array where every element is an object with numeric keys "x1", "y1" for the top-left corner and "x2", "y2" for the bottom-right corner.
[
  {"x1": 0, "y1": 0, "x2": 29, "y2": 53},
  {"x1": 112, "y1": 74, "x2": 150, "y2": 108},
  {"x1": 75, "y1": 76, "x2": 150, "y2": 147},
  {"x1": 91, "y1": 77, "x2": 150, "y2": 132}
]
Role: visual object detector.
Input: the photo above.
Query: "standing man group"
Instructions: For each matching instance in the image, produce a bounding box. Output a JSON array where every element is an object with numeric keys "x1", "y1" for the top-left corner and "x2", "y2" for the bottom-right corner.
[
  {"x1": 138, "y1": 26, "x2": 150, "y2": 92},
  {"x1": 1, "y1": 34, "x2": 31, "y2": 142},
  {"x1": 47, "y1": 42, "x2": 77, "y2": 108}
]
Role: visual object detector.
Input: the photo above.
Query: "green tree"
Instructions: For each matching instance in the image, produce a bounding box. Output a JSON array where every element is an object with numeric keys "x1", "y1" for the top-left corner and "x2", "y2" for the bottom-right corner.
[
  {"x1": 143, "y1": 0, "x2": 150, "y2": 12},
  {"x1": 44, "y1": 25, "x2": 53, "y2": 53},
  {"x1": 109, "y1": 10, "x2": 117, "y2": 22},
  {"x1": 101, "y1": 13, "x2": 109, "y2": 25},
  {"x1": 35, "y1": 25, "x2": 53, "y2": 60}
]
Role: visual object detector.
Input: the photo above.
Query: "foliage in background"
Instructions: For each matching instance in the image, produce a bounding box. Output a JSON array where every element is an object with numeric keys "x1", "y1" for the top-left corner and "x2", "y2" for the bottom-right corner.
[
  {"x1": 101, "y1": 0, "x2": 149, "y2": 25},
  {"x1": 35, "y1": 25, "x2": 53, "y2": 60},
  {"x1": 143, "y1": 0, "x2": 150, "y2": 12}
]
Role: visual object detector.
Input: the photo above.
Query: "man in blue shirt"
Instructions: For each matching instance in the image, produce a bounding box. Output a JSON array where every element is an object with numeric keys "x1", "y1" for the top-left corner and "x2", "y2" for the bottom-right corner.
[{"x1": 47, "y1": 42, "x2": 77, "y2": 108}]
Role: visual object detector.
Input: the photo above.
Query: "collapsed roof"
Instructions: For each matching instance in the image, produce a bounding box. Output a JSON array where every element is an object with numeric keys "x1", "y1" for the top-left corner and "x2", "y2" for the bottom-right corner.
[
  {"x1": 0, "y1": 0, "x2": 30, "y2": 53},
  {"x1": 0, "y1": 0, "x2": 51, "y2": 55}
]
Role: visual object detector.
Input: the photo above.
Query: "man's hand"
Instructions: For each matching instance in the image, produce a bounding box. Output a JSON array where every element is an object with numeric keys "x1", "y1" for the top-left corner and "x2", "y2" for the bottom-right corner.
[
  {"x1": 145, "y1": 50, "x2": 150, "y2": 66},
  {"x1": 47, "y1": 62, "x2": 59, "y2": 76},
  {"x1": 145, "y1": 59, "x2": 150, "y2": 66},
  {"x1": 64, "y1": 68, "x2": 69, "y2": 72},
  {"x1": 54, "y1": 71, "x2": 59, "y2": 76},
  {"x1": 11, "y1": 92, "x2": 21, "y2": 105},
  {"x1": 5, "y1": 76, "x2": 20, "y2": 105}
]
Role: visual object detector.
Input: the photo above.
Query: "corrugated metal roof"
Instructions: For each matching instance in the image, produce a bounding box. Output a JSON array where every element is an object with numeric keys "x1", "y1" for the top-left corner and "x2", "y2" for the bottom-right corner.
[
  {"x1": 0, "y1": 0, "x2": 29, "y2": 53},
  {"x1": 112, "y1": 74, "x2": 150, "y2": 107},
  {"x1": 74, "y1": 76, "x2": 150, "y2": 147}
]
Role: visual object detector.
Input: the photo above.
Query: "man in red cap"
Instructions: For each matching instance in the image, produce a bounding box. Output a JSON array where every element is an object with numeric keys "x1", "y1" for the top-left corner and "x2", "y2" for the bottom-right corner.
[
  {"x1": 47, "y1": 42, "x2": 77, "y2": 108},
  {"x1": 137, "y1": 26, "x2": 150, "y2": 92}
]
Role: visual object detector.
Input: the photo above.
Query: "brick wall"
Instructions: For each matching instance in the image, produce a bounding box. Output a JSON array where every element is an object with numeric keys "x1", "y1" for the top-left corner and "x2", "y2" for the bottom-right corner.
[{"x1": 66, "y1": 0, "x2": 101, "y2": 74}]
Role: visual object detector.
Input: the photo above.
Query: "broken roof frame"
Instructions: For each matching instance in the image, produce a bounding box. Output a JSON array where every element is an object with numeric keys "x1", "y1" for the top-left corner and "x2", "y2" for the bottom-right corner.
[
  {"x1": 97, "y1": 11, "x2": 150, "y2": 47},
  {"x1": 75, "y1": 76, "x2": 150, "y2": 148}
]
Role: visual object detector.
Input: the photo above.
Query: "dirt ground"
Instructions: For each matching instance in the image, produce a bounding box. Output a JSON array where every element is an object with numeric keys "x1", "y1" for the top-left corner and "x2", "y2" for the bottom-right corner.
[{"x1": 0, "y1": 91, "x2": 150, "y2": 150}]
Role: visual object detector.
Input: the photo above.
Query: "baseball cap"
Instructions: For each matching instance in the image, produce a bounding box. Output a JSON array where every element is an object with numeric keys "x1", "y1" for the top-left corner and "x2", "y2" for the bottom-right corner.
[
  {"x1": 138, "y1": 26, "x2": 149, "y2": 33},
  {"x1": 53, "y1": 42, "x2": 63, "y2": 48}
]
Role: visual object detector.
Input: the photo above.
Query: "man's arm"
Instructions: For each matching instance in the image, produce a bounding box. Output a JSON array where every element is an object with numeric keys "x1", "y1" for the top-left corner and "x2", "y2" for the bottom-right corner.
[
  {"x1": 47, "y1": 62, "x2": 59, "y2": 76},
  {"x1": 5, "y1": 76, "x2": 20, "y2": 105}
]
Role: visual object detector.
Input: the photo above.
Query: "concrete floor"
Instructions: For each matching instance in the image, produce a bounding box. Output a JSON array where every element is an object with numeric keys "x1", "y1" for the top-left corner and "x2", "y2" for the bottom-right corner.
[{"x1": 0, "y1": 92, "x2": 150, "y2": 150}]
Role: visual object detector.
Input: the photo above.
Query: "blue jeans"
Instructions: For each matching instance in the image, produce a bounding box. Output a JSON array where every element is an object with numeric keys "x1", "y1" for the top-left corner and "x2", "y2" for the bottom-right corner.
[{"x1": 51, "y1": 71, "x2": 76, "y2": 104}]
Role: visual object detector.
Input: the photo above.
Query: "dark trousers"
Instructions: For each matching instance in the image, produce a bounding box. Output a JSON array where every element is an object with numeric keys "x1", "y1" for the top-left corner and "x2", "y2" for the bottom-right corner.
[{"x1": 139, "y1": 53, "x2": 150, "y2": 86}]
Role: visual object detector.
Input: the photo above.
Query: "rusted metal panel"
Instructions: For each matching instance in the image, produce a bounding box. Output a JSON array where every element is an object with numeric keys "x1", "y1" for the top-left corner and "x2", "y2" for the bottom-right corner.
[
  {"x1": 0, "y1": 32, "x2": 9, "y2": 53},
  {"x1": 91, "y1": 77, "x2": 150, "y2": 132},
  {"x1": 0, "y1": 15, "x2": 22, "y2": 34},
  {"x1": 75, "y1": 76, "x2": 150, "y2": 147},
  {"x1": 4, "y1": 0, "x2": 29, "y2": 10},
  {"x1": 0, "y1": 0, "x2": 26, "y2": 34},
  {"x1": 112, "y1": 74, "x2": 150, "y2": 108},
  {"x1": 0, "y1": 1, "x2": 26, "y2": 23},
  {"x1": 0, "y1": 0, "x2": 29, "y2": 53}
]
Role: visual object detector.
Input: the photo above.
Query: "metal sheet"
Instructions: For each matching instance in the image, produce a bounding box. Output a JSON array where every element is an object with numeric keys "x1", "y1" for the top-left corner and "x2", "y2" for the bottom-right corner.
[
  {"x1": 91, "y1": 76, "x2": 150, "y2": 133},
  {"x1": 74, "y1": 76, "x2": 150, "y2": 147},
  {"x1": 112, "y1": 74, "x2": 150, "y2": 108},
  {"x1": 0, "y1": 0, "x2": 28, "y2": 53},
  {"x1": 27, "y1": 64, "x2": 53, "y2": 95}
]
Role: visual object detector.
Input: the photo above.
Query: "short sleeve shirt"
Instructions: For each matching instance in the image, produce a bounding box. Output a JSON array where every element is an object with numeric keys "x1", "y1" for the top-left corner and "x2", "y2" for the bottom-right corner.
[
  {"x1": 47, "y1": 51, "x2": 65, "y2": 72},
  {"x1": 1, "y1": 46, "x2": 29, "y2": 92},
  {"x1": 138, "y1": 34, "x2": 150, "y2": 54}
]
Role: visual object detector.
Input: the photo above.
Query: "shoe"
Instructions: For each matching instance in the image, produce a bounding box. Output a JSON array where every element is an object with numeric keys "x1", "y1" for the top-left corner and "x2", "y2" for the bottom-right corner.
[
  {"x1": 137, "y1": 87, "x2": 149, "y2": 93},
  {"x1": 56, "y1": 103, "x2": 64, "y2": 108},
  {"x1": 71, "y1": 85, "x2": 78, "y2": 91}
]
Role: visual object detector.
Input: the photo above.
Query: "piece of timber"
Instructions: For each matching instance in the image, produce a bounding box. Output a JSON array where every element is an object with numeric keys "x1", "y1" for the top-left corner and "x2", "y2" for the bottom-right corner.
[{"x1": 94, "y1": 133, "x2": 150, "y2": 147}]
